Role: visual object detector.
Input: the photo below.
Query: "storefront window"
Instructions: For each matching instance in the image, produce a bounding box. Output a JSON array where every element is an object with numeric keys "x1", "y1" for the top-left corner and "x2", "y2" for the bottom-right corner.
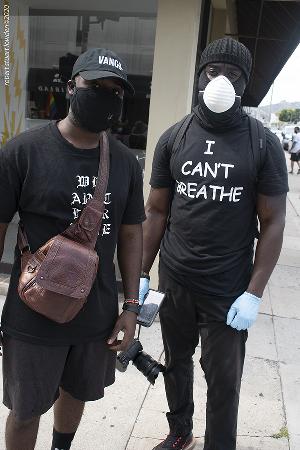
[{"x1": 26, "y1": 5, "x2": 157, "y2": 166}]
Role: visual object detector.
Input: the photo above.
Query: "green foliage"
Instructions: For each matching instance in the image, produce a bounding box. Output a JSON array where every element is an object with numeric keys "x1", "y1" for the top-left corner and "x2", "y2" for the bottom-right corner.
[
  {"x1": 279, "y1": 109, "x2": 300, "y2": 123},
  {"x1": 271, "y1": 426, "x2": 289, "y2": 439}
]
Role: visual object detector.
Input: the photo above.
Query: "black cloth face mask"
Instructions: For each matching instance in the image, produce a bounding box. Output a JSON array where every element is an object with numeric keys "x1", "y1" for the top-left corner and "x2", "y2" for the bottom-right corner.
[
  {"x1": 70, "y1": 86, "x2": 122, "y2": 133},
  {"x1": 195, "y1": 71, "x2": 247, "y2": 131}
]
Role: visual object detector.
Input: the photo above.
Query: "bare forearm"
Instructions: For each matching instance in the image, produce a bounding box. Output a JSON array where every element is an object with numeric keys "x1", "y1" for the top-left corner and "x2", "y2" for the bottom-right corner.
[
  {"x1": 117, "y1": 224, "x2": 143, "y2": 299},
  {"x1": 142, "y1": 209, "x2": 168, "y2": 274},
  {"x1": 248, "y1": 221, "x2": 285, "y2": 297}
]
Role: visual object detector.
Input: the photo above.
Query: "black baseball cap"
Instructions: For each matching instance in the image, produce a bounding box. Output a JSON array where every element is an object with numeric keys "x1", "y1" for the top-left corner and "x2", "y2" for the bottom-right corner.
[{"x1": 71, "y1": 48, "x2": 135, "y2": 95}]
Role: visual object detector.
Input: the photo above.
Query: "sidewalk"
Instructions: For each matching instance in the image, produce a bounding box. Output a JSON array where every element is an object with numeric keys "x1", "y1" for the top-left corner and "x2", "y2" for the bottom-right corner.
[{"x1": 0, "y1": 153, "x2": 299, "y2": 450}]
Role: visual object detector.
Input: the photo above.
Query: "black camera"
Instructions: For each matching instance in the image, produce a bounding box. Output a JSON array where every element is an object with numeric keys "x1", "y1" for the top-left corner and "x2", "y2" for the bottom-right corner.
[{"x1": 116, "y1": 339, "x2": 165, "y2": 385}]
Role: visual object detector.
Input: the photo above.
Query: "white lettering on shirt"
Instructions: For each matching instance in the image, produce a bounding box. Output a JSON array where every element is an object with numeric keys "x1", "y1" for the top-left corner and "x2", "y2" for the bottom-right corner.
[
  {"x1": 71, "y1": 193, "x2": 81, "y2": 205},
  {"x1": 221, "y1": 163, "x2": 235, "y2": 179},
  {"x1": 181, "y1": 161, "x2": 192, "y2": 175},
  {"x1": 175, "y1": 182, "x2": 244, "y2": 202},
  {"x1": 180, "y1": 161, "x2": 235, "y2": 179},
  {"x1": 175, "y1": 138, "x2": 244, "y2": 203},
  {"x1": 196, "y1": 184, "x2": 207, "y2": 199},
  {"x1": 82, "y1": 193, "x2": 93, "y2": 205},
  {"x1": 191, "y1": 162, "x2": 203, "y2": 177},
  {"x1": 70, "y1": 175, "x2": 112, "y2": 236},
  {"x1": 232, "y1": 187, "x2": 243, "y2": 202},
  {"x1": 204, "y1": 140, "x2": 215, "y2": 155},
  {"x1": 76, "y1": 175, "x2": 89, "y2": 188}
]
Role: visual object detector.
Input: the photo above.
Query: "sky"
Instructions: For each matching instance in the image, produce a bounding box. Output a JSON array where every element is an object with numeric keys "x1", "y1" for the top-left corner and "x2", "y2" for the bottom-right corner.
[{"x1": 259, "y1": 43, "x2": 300, "y2": 107}]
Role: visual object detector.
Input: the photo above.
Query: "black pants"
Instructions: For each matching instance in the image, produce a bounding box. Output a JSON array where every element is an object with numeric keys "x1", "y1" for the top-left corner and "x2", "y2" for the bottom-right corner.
[{"x1": 159, "y1": 263, "x2": 247, "y2": 450}]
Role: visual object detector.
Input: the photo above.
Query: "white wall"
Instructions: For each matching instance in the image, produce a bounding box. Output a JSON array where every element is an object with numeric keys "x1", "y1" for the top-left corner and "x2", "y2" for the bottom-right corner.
[
  {"x1": 143, "y1": 0, "x2": 202, "y2": 286},
  {"x1": 144, "y1": 0, "x2": 202, "y2": 195}
]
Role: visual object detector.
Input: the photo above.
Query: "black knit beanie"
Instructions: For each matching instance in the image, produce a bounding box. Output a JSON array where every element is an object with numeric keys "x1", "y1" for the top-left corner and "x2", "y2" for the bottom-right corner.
[{"x1": 198, "y1": 37, "x2": 252, "y2": 82}]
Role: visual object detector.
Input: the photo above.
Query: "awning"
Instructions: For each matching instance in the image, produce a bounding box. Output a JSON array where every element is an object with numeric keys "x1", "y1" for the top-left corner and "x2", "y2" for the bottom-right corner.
[{"x1": 237, "y1": 0, "x2": 300, "y2": 106}]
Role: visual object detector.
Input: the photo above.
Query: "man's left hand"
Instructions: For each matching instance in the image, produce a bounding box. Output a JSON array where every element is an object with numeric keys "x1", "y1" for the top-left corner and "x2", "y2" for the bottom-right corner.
[
  {"x1": 226, "y1": 291, "x2": 261, "y2": 331},
  {"x1": 107, "y1": 311, "x2": 137, "y2": 352}
]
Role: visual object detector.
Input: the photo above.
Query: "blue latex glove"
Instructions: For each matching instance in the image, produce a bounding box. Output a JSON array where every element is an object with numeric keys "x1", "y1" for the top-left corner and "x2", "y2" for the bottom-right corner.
[
  {"x1": 227, "y1": 291, "x2": 261, "y2": 331},
  {"x1": 139, "y1": 277, "x2": 150, "y2": 305}
]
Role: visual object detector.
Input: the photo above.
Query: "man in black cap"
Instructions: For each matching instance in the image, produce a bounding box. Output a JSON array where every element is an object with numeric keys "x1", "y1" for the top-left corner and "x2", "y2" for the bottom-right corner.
[
  {"x1": 139, "y1": 37, "x2": 288, "y2": 450},
  {"x1": 0, "y1": 48, "x2": 145, "y2": 449}
]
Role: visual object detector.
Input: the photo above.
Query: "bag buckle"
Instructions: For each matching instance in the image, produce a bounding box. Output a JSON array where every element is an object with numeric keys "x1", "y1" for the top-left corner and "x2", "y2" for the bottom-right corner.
[{"x1": 27, "y1": 264, "x2": 37, "y2": 273}]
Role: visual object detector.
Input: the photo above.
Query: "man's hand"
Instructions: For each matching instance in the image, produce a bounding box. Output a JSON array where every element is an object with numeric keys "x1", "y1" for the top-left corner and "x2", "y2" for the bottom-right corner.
[
  {"x1": 227, "y1": 292, "x2": 261, "y2": 331},
  {"x1": 107, "y1": 311, "x2": 137, "y2": 352},
  {"x1": 139, "y1": 277, "x2": 150, "y2": 304}
]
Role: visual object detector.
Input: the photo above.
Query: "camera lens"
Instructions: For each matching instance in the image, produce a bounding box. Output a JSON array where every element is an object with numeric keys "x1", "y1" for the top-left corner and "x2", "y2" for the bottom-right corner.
[
  {"x1": 133, "y1": 351, "x2": 165, "y2": 385},
  {"x1": 116, "y1": 339, "x2": 165, "y2": 385},
  {"x1": 116, "y1": 339, "x2": 143, "y2": 371}
]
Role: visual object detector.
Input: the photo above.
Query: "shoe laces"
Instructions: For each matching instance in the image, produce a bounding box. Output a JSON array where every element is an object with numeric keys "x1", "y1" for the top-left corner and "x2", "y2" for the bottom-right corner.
[
  {"x1": 173, "y1": 436, "x2": 182, "y2": 448},
  {"x1": 163, "y1": 434, "x2": 186, "y2": 448}
]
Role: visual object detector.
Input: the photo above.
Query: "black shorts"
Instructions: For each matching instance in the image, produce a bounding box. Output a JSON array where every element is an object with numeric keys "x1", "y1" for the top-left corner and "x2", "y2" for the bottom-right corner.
[
  {"x1": 290, "y1": 152, "x2": 300, "y2": 161},
  {"x1": 2, "y1": 333, "x2": 116, "y2": 421}
]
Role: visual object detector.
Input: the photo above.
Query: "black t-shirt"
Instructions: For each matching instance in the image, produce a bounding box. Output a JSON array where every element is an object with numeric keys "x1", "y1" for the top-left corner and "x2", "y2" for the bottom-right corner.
[
  {"x1": 150, "y1": 115, "x2": 289, "y2": 296},
  {"x1": 0, "y1": 122, "x2": 145, "y2": 345}
]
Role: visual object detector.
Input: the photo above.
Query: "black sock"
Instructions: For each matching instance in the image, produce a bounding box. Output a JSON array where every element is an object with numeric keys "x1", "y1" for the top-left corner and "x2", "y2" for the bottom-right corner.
[{"x1": 51, "y1": 428, "x2": 76, "y2": 450}]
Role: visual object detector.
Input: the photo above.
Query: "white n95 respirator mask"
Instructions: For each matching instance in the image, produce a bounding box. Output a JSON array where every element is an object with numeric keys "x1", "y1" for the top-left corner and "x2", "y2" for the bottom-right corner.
[{"x1": 200, "y1": 75, "x2": 240, "y2": 113}]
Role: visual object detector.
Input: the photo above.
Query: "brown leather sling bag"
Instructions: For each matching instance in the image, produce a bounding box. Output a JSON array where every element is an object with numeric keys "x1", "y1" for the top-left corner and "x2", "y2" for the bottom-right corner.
[{"x1": 17, "y1": 131, "x2": 109, "y2": 324}]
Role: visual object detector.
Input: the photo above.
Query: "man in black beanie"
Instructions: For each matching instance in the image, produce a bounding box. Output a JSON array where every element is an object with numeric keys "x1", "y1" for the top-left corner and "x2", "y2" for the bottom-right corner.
[{"x1": 139, "y1": 37, "x2": 288, "y2": 450}]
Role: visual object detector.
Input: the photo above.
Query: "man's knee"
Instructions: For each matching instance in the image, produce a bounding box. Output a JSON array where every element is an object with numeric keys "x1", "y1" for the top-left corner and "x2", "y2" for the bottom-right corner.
[
  {"x1": 7, "y1": 412, "x2": 40, "y2": 431},
  {"x1": 165, "y1": 351, "x2": 195, "y2": 372}
]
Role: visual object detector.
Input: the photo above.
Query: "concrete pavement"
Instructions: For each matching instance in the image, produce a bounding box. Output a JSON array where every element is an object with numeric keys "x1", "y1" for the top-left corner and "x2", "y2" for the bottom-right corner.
[{"x1": 0, "y1": 152, "x2": 299, "y2": 449}]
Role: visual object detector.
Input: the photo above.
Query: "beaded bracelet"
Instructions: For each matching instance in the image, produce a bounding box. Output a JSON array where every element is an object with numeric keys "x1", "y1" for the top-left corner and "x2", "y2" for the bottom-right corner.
[{"x1": 124, "y1": 298, "x2": 139, "y2": 304}]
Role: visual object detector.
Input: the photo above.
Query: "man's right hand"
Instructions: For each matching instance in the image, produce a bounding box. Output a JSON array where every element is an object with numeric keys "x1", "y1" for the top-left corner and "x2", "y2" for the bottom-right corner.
[{"x1": 139, "y1": 277, "x2": 150, "y2": 305}]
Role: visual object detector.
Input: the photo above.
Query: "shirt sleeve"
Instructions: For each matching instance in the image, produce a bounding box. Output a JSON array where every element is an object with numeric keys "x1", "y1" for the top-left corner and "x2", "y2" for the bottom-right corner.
[
  {"x1": 121, "y1": 157, "x2": 146, "y2": 225},
  {"x1": 256, "y1": 128, "x2": 289, "y2": 196},
  {"x1": 149, "y1": 126, "x2": 174, "y2": 188},
  {"x1": 0, "y1": 141, "x2": 23, "y2": 223}
]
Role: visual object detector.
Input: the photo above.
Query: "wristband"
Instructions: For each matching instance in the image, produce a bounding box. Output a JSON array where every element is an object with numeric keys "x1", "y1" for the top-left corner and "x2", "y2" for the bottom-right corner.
[
  {"x1": 141, "y1": 271, "x2": 150, "y2": 280},
  {"x1": 122, "y1": 302, "x2": 140, "y2": 314}
]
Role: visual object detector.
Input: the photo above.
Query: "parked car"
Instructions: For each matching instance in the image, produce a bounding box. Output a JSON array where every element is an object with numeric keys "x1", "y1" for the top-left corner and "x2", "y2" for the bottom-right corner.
[
  {"x1": 283, "y1": 125, "x2": 295, "y2": 142},
  {"x1": 276, "y1": 125, "x2": 297, "y2": 151}
]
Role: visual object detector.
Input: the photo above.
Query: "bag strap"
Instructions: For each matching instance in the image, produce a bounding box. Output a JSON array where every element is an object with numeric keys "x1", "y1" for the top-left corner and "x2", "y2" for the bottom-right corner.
[
  {"x1": 18, "y1": 225, "x2": 30, "y2": 255},
  {"x1": 18, "y1": 131, "x2": 110, "y2": 252},
  {"x1": 248, "y1": 115, "x2": 266, "y2": 180},
  {"x1": 248, "y1": 116, "x2": 267, "y2": 239},
  {"x1": 167, "y1": 113, "x2": 194, "y2": 156},
  {"x1": 63, "y1": 131, "x2": 110, "y2": 247}
]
